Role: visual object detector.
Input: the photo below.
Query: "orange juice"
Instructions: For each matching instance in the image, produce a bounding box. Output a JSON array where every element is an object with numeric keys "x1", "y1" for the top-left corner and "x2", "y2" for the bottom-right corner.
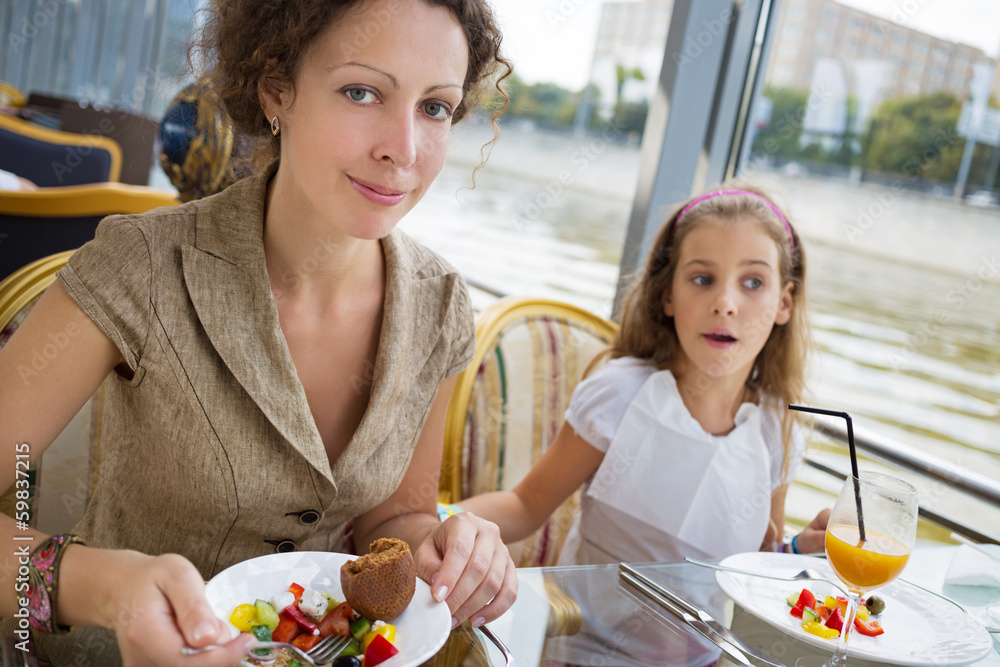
[{"x1": 826, "y1": 525, "x2": 910, "y2": 592}]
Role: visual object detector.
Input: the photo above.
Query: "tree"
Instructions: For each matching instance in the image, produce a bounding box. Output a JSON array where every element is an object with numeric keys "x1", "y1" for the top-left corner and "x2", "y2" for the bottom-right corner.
[
  {"x1": 613, "y1": 64, "x2": 645, "y2": 126},
  {"x1": 750, "y1": 87, "x2": 810, "y2": 161},
  {"x1": 862, "y1": 92, "x2": 965, "y2": 180}
]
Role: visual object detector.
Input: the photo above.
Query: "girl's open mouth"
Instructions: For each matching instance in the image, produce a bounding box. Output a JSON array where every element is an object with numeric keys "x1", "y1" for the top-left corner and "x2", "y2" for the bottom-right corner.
[{"x1": 703, "y1": 332, "x2": 737, "y2": 348}]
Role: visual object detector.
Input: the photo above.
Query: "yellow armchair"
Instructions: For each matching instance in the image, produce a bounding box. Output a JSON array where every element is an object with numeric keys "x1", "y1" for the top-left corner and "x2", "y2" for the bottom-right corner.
[{"x1": 441, "y1": 297, "x2": 617, "y2": 567}]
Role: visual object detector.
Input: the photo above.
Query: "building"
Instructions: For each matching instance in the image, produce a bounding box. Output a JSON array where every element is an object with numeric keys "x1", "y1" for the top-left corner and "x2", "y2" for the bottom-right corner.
[
  {"x1": 765, "y1": 0, "x2": 998, "y2": 100},
  {"x1": 586, "y1": 0, "x2": 999, "y2": 117},
  {"x1": 589, "y1": 0, "x2": 674, "y2": 117}
]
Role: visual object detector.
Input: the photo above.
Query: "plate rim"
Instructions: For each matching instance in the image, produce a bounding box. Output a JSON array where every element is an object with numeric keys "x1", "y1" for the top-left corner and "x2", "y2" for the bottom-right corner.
[
  {"x1": 714, "y1": 551, "x2": 993, "y2": 667},
  {"x1": 205, "y1": 550, "x2": 452, "y2": 667}
]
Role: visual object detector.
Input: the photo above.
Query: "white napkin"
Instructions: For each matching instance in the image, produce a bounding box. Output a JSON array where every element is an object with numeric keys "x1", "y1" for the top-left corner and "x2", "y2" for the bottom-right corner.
[{"x1": 943, "y1": 544, "x2": 1000, "y2": 587}]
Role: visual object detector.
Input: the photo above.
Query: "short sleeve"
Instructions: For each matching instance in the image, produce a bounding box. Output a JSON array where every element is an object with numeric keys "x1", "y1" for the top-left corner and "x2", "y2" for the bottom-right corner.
[
  {"x1": 564, "y1": 358, "x2": 654, "y2": 453},
  {"x1": 57, "y1": 215, "x2": 153, "y2": 381},
  {"x1": 760, "y1": 402, "x2": 807, "y2": 490},
  {"x1": 444, "y1": 276, "x2": 475, "y2": 377}
]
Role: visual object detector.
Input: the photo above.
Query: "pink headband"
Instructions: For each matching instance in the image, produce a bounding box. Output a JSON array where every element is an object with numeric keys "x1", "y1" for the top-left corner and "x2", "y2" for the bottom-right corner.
[{"x1": 674, "y1": 189, "x2": 795, "y2": 249}]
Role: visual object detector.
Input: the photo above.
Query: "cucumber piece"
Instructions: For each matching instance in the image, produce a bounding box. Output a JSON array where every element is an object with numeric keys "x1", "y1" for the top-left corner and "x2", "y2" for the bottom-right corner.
[
  {"x1": 801, "y1": 606, "x2": 819, "y2": 624},
  {"x1": 251, "y1": 624, "x2": 272, "y2": 656},
  {"x1": 254, "y1": 599, "x2": 280, "y2": 631},
  {"x1": 786, "y1": 592, "x2": 800, "y2": 607},
  {"x1": 340, "y1": 638, "x2": 362, "y2": 657},
  {"x1": 349, "y1": 617, "x2": 371, "y2": 641}
]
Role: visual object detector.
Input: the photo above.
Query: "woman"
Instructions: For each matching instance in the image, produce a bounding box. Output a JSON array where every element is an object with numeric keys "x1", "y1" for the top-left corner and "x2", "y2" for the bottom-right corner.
[{"x1": 0, "y1": 0, "x2": 515, "y2": 665}]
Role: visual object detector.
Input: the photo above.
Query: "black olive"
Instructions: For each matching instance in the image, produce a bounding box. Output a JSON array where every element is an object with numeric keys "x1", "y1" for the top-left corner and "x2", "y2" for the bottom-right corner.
[
  {"x1": 865, "y1": 595, "x2": 886, "y2": 615},
  {"x1": 331, "y1": 656, "x2": 362, "y2": 667}
]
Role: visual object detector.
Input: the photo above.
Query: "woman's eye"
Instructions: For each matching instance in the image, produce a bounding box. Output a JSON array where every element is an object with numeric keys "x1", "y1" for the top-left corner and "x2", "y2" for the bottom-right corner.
[
  {"x1": 423, "y1": 101, "x2": 451, "y2": 119},
  {"x1": 692, "y1": 275, "x2": 712, "y2": 286},
  {"x1": 346, "y1": 88, "x2": 374, "y2": 103},
  {"x1": 743, "y1": 277, "x2": 764, "y2": 289}
]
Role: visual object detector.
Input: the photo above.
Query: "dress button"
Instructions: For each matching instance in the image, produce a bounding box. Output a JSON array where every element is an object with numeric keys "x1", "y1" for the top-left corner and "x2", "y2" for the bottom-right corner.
[
  {"x1": 298, "y1": 510, "x2": 321, "y2": 525},
  {"x1": 275, "y1": 540, "x2": 296, "y2": 553}
]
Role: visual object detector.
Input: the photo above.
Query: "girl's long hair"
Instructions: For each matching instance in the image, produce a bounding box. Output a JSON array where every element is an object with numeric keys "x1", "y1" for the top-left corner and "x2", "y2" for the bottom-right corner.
[{"x1": 611, "y1": 183, "x2": 811, "y2": 482}]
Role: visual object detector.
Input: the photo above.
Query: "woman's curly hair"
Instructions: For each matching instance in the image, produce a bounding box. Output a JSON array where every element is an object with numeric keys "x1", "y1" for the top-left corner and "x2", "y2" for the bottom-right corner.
[{"x1": 192, "y1": 0, "x2": 511, "y2": 170}]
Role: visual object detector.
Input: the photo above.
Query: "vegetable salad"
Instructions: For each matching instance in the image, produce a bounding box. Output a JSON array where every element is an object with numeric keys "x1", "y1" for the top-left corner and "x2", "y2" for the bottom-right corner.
[
  {"x1": 230, "y1": 582, "x2": 400, "y2": 666},
  {"x1": 786, "y1": 588, "x2": 887, "y2": 640}
]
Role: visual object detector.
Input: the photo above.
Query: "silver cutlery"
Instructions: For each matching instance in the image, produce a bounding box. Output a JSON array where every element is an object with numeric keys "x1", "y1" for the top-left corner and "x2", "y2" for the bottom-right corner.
[
  {"x1": 684, "y1": 557, "x2": 851, "y2": 597},
  {"x1": 620, "y1": 564, "x2": 787, "y2": 667},
  {"x1": 181, "y1": 633, "x2": 351, "y2": 665},
  {"x1": 621, "y1": 564, "x2": 787, "y2": 666},
  {"x1": 478, "y1": 624, "x2": 522, "y2": 667},
  {"x1": 619, "y1": 568, "x2": 753, "y2": 667}
]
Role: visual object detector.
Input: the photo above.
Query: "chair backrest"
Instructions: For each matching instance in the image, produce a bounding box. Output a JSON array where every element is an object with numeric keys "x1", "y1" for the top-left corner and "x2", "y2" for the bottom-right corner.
[
  {"x1": 0, "y1": 82, "x2": 26, "y2": 108},
  {"x1": 0, "y1": 253, "x2": 105, "y2": 535},
  {"x1": 441, "y1": 297, "x2": 617, "y2": 567},
  {"x1": 0, "y1": 112, "x2": 122, "y2": 187},
  {"x1": 0, "y1": 181, "x2": 179, "y2": 279}
]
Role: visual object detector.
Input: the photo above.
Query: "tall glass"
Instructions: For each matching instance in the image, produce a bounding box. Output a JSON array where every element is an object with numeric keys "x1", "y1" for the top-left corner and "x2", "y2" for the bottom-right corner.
[{"x1": 797, "y1": 472, "x2": 918, "y2": 667}]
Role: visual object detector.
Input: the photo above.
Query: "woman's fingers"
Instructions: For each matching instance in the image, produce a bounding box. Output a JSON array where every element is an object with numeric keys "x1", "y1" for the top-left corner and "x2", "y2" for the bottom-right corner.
[
  {"x1": 454, "y1": 550, "x2": 518, "y2": 626},
  {"x1": 413, "y1": 513, "x2": 516, "y2": 625},
  {"x1": 414, "y1": 513, "x2": 477, "y2": 603},
  {"x1": 115, "y1": 553, "x2": 254, "y2": 666}
]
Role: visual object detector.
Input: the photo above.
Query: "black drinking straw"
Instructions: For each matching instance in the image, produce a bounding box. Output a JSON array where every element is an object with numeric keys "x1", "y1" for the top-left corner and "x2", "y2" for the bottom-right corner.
[{"x1": 788, "y1": 404, "x2": 866, "y2": 543}]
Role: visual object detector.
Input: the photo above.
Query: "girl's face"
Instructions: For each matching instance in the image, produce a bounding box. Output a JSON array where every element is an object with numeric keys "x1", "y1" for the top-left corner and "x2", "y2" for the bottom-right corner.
[
  {"x1": 266, "y1": 0, "x2": 468, "y2": 239},
  {"x1": 664, "y1": 218, "x2": 794, "y2": 383}
]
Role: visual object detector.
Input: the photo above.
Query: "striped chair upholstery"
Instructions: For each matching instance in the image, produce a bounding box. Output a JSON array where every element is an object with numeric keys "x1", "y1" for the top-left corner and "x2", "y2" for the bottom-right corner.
[{"x1": 441, "y1": 297, "x2": 617, "y2": 567}]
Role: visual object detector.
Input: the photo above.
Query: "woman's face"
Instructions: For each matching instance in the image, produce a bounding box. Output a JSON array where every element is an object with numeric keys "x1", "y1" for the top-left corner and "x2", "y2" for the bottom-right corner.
[{"x1": 268, "y1": 0, "x2": 468, "y2": 240}]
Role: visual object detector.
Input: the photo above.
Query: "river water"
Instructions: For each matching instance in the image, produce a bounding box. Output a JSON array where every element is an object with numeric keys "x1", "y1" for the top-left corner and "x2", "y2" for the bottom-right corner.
[{"x1": 401, "y1": 123, "x2": 1000, "y2": 541}]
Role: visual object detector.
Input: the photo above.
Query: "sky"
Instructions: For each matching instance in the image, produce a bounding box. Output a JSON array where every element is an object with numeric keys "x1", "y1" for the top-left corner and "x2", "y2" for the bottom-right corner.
[{"x1": 495, "y1": 0, "x2": 1000, "y2": 90}]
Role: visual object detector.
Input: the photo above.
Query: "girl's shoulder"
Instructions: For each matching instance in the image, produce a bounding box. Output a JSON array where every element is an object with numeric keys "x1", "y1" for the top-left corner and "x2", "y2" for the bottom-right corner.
[{"x1": 565, "y1": 356, "x2": 658, "y2": 452}]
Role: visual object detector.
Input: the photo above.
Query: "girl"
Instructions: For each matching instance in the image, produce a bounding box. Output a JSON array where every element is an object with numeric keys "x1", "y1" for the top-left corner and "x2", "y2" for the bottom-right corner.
[
  {"x1": 461, "y1": 186, "x2": 829, "y2": 566},
  {"x1": 0, "y1": 1, "x2": 515, "y2": 665}
]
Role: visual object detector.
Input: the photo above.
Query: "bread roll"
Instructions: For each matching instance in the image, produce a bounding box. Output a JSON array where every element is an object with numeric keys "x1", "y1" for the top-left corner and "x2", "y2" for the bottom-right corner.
[{"x1": 340, "y1": 538, "x2": 416, "y2": 621}]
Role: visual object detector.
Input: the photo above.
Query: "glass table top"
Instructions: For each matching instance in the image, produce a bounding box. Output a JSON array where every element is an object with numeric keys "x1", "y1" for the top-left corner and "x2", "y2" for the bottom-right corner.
[{"x1": 423, "y1": 546, "x2": 1000, "y2": 667}]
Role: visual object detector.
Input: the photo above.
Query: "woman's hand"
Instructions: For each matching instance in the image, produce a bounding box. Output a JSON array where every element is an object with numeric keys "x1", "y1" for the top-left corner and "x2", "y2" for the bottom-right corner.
[
  {"x1": 413, "y1": 511, "x2": 517, "y2": 628},
  {"x1": 794, "y1": 508, "x2": 831, "y2": 555},
  {"x1": 63, "y1": 549, "x2": 254, "y2": 666}
]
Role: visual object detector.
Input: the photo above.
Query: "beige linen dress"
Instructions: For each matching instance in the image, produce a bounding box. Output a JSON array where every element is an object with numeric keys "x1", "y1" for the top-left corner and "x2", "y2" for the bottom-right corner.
[{"x1": 28, "y1": 162, "x2": 475, "y2": 665}]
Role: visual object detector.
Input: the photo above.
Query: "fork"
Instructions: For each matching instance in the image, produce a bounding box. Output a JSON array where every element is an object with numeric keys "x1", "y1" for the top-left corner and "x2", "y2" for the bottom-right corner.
[
  {"x1": 181, "y1": 633, "x2": 351, "y2": 665},
  {"x1": 684, "y1": 557, "x2": 851, "y2": 596},
  {"x1": 478, "y1": 624, "x2": 522, "y2": 667}
]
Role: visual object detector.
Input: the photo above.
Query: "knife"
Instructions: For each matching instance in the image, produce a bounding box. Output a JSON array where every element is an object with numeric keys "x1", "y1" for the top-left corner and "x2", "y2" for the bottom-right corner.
[
  {"x1": 619, "y1": 569, "x2": 752, "y2": 667},
  {"x1": 620, "y1": 563, "x2": 787, "y2": 667}
]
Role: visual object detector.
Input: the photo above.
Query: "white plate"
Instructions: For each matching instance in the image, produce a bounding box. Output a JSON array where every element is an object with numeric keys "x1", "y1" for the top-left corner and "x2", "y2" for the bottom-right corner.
[
  {"x1": 715, "y1": 552, "x2": 993, "y2": 666},
  {"x1": 205, "y1": 551, "x2": 452, "y2": 667}
]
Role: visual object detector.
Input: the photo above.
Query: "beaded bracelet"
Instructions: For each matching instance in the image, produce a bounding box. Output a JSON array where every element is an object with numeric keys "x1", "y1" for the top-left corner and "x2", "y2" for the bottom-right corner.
[
  {"x1": 27, "y1": 534, "x2": 86, "y2": 634},
  {"x1": 436, "y1": 503, "x2": 465, "y2": 522}
]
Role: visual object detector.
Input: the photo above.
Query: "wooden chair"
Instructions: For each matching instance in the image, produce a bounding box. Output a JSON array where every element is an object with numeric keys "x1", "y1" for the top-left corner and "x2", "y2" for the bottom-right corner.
[
  {"x1": 440, "y1": 297, "x2": 617, "y2": 567},
  {"x1": 0, "y1": 181, "x2": 179, "y2": 279},
  {"x1": 0, "y1": 253, "x2": 105, "y2": 535},
  {"x1": 0, "y1": 112, "x2": 122, "y2": 187}
]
